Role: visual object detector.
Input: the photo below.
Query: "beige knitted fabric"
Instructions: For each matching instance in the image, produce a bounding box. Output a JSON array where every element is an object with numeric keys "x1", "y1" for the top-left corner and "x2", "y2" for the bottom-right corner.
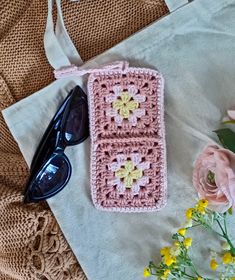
[{"x1": 0, "y1": 0, "x2": 168, "y2": 279}]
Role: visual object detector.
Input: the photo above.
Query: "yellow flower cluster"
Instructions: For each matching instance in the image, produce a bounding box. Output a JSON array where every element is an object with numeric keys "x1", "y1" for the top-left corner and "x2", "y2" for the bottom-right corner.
[
  {"x1": 209, "y1": 251, "x2": 235, "y2": 273},
  {"x1": 161, "y1": 247, "x2": 177, "y2": 266},
  {"x1": 195, "y1": 199, "x2": 208, "y2": 215},
  {"x1": 143, "y1": 198, "x2": 235, "y2": 279},
  {"x1": 209, "y1": 251, "x2": 235, "y2": 272},
  {"x1": 185, "y1": 199, "x2": 208, "y2": 221}
]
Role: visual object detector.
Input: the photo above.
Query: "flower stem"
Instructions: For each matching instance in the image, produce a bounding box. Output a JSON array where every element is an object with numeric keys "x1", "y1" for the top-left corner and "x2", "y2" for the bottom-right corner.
[
  {"x1": 216, "y1": 219, "x2": 235, "y2": 255},
  {"x1": 223, "y1": 214, "x2": 228, "y2": 235}
]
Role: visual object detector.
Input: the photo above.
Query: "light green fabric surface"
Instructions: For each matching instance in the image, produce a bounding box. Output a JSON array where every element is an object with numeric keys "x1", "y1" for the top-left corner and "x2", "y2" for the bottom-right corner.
[{"x1": 3, "y1": 0, "x2": 235, "y2": 279}]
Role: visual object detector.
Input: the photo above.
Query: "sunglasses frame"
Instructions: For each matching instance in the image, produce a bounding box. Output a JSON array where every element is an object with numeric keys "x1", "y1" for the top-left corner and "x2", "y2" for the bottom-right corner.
[{"x1": 24, "y1": 86, "x2": 89, "y2": 203}]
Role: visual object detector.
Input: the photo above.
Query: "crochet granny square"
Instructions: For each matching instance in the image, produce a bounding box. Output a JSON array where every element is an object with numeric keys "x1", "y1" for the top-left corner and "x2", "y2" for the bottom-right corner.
[{"x1": 87, "y1": 63, "x2": 167, "y2": 212}]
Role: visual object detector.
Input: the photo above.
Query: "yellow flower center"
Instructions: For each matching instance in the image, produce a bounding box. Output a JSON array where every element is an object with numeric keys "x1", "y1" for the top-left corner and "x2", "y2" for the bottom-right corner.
[
  {"x1": 160, "y1": 247, "x2": 170, "y2": 257},
  {"x1": 183, "y1": 237, "x2": 192, "y2": 248},
  {"x1": 143, "y1": 267, "x2": 151, "y2": 278},
  {"x1": 115, "y1": 160, "x2": 143, "y2": 188},
  {"x1": 164, "y1": 255, "x2": 176, "y2": 266},
  {"x1": 222, "y1": 252, "x2": 233, "y2": 264},
  {"x1": 198, "y1": 199, "x2": 209, "y2": 208},
  {"x1": 177, "y1": 228, "x2": 186, "y2": 236},
  {"x1": 207, "y1": 170, "x2": 215, "y2": 184},
  {"x1": 112, "y1": 91, "x2": 139, "y2": 118},
  {"x1": 210, "y1": 259, "x2": 218, "y2": 271},
  {"x1": 163, "y1": 269, "x2": 171, "y2": 278},
  {"x1": 185, "y1": 208, "x2": 194, "y2": 219}
]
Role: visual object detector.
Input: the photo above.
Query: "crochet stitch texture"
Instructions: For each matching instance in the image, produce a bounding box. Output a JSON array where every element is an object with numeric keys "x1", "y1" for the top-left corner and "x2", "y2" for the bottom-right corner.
[
  {"x1": 0, "y1": 1, "x2": 168, "y2": 278},
  {"x1": 88, "y1": 65, "x2": 167, "y2": 212}
]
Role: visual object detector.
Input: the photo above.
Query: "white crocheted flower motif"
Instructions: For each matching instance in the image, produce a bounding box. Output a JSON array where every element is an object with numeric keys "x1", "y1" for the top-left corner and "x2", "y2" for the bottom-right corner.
[
  {"x1": 105, "y1": 85, "x2": 146, "y2": 126},
  {"x1": 108, "y1": 153, "x2": 150, "y2": 195}
]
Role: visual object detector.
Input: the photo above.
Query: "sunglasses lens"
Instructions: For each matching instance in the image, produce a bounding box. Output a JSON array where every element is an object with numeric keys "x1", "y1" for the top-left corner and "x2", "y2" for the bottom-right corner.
[
  {"x1": 25, "y1": 154, "x2": 71, "y2": 202},
  {"x1": 64, "y1": 91, "x2": 89, "y2": 143}
]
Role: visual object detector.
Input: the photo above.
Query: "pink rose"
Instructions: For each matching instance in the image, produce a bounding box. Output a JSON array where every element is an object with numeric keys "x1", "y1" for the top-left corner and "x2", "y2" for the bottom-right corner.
[
  {"x1": 193, "y1": 145, "x2": 235, "y2": 212},
  {"x1": 227, "y1": 108, "x2": 235, "y2": 120}
]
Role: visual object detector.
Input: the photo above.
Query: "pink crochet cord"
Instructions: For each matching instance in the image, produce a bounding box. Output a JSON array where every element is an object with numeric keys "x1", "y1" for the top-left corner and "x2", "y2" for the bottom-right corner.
[
  {"x1": 87, "y1": 62, "x2": 167, "y2": 212},
  {"x1": 54, "y1": 61, "x2": 129, "y2": 79}
]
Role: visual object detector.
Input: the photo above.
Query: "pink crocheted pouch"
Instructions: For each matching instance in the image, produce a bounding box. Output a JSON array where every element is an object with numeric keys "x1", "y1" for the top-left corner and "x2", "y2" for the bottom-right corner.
[{"x1": 87, "y1": 62, "x2": 167, "y2": 212}]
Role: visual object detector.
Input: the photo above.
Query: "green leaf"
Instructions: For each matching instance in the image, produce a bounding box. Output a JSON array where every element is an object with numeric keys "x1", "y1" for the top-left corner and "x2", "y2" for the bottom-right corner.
[
  {"x1": 228, "y1": 207, "x2": 233, "y2": 215},
  {"x1": 214, "y1": 128, "x2": 235, "y2": 152},
  {"x1": 222, "y1": 120, "x2": 235, "y2": 125}
]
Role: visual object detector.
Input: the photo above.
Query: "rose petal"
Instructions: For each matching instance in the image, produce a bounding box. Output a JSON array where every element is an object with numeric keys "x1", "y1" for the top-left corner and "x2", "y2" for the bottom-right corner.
[
  {"x1": 193, "y1": 144, "x2": 235, "y2": 212},
  {"x1": 227, "y1": 109, "x2": 235, "y2": 120}
]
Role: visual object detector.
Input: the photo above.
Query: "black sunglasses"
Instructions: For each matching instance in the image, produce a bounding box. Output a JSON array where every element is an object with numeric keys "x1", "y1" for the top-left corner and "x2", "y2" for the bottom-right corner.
[{"x1": 24, "y1": 86, "x2": 89, "y2": 203}]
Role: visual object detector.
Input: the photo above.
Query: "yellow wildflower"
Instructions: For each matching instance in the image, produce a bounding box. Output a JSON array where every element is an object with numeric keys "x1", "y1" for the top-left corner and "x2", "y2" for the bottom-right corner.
[
  {"x1": 197, "y1": 199, "x2": 208, "y2": 208},
  {"x1": 210, "y1": 259, "x2": 218, "y2": 271},
  {"x1": 197, "y1": 277, "x2": 203, "y2": 280},
  {"x1": 178, "y1": 228, "x2": 186, "y2": 236},
  {"x1": 112, "y1": 91, "x2": 139, "y2": 118},
  {"x1": 164, "y1": 269, "x2": 170, "y2": 277},
  {"x1": 160, "y1": 247, "x2": 170, "y2": 257},
  {"x1": 196, "y1": 205, "x2": 206, "y2": 215},
  {"x1": 230, "y1": 277, "x2": 235, "y2": 280},
  {"x1": 174, "y1": 241, "x2": 180, "y2": 247},
  {"x1": 185, "y1": 208, "x2": 194, "y2": 219},
  {"x1": 222, "y1": 252, "x2": 233, "y2": 264},
  {"x1": 160, "y1": 269, "x2": 171, "y2": 279},
  {"x1": 143, "y1": 267, "x2": 151, "y2": 278},
  {"x1": 164, "y1": 256, "x2": 176, "y2": 266},
  {"x1": 183, "y1": 237, "x2": 192, "y2": 248}
]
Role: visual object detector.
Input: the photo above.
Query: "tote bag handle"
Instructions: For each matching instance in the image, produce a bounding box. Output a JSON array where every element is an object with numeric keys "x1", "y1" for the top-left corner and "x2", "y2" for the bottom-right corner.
[
  {"x1": 43, "y1": 0, "x2": 188, "y2": 70},
  {"x1": 44, "y1": 0, "x2": 83, "y2": 70},
  {"x1": 165, "y1": 0, "x2": 188, "y2": 12}
]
